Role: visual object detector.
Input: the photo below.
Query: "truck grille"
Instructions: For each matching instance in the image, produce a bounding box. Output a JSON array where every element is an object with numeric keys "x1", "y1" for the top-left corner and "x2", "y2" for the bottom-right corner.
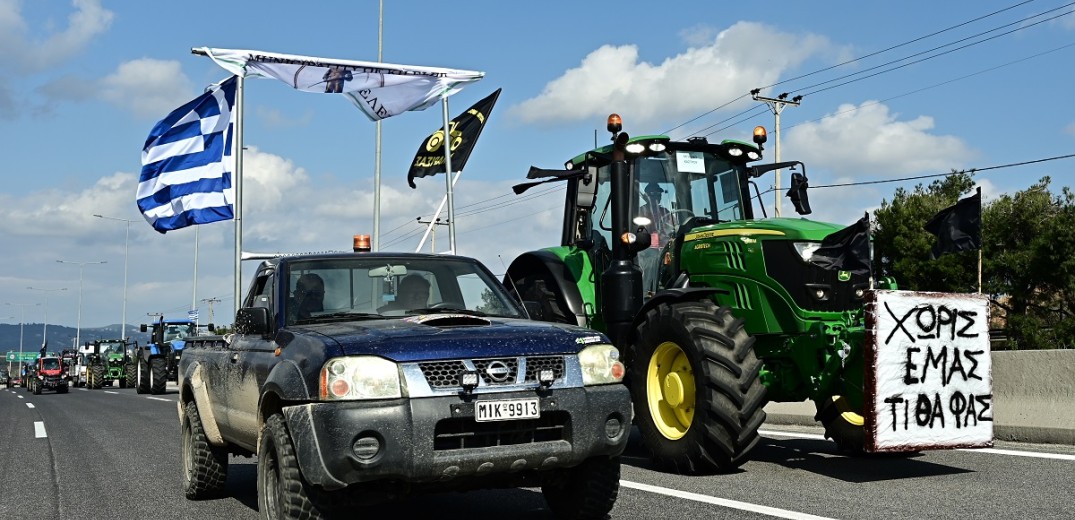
[
  {"x1": 433, "y1": 411, "x2": 569, "y2": 450},
  {"x1": 418, "y1": 356, "x2": 565, "y2": 389}
]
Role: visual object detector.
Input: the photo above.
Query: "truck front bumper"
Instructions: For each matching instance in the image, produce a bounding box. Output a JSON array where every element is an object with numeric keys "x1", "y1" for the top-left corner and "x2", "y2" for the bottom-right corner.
[{"x1": 282, "y1": 384, "x2": 632, "y2": 490}]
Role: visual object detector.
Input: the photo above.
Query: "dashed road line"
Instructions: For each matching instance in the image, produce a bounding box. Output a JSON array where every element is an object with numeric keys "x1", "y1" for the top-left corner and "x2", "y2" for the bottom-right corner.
[
  {"x1": 26, "y1": 403, "x2": 34, "y2": 409},
  {"x1": 104, "y1": 391, "x2": 118, "y2": 395},
  {"x1": 621, "y1": 480, "x2": 836, "y2": 520},
  {"x1": 760, "y1": 429, "x2": 1075, "y2": 461},
  {"x1": 146, "y1": 397, "x2": 171, "y2": 402},
  {"x1": 34, "y1": 421, "x2": 47, "y2": 438}
]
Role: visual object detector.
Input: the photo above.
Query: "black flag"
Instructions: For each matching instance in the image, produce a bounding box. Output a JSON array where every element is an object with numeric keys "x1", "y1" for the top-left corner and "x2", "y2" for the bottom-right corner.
[
  {"x1": 808, "y1": 215, "x2": 872, "y2": 276},
  {"x1": 407, "y1": 88, "x2": 502, "y2": 188},
  {"x1": 924, "y1": 189, "x2": 981, "y2": 259}
]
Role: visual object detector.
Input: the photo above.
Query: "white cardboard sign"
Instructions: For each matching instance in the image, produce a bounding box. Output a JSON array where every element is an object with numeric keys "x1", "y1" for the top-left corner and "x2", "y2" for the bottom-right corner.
[{"x1": 865, "y1": 290, "x2": 993, "y2": 452}]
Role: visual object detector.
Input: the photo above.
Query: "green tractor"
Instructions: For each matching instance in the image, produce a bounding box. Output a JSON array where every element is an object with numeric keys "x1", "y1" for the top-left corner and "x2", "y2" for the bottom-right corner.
[
  {"x1": 85, "y1": 339, "x2": 132, "y2": 389},
  {"x1": 505, "y1": 115, "x2": 890, "y2": 473}
]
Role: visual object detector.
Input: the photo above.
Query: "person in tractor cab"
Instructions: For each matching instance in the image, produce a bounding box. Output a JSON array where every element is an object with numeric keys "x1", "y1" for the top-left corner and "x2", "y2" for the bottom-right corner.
[
  {"x1": 289, "y1": 273, "x2": 326, "y2": 322},
  {"x1": 639, "y1": 182, "x2": 676, "y2": 246}
]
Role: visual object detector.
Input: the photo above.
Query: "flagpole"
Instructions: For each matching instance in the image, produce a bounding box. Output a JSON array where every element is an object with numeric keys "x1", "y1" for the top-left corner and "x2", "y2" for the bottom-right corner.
[
  {"x1": 372, "y1": 0, "x2": 384, "y2": 251},
  {"x1": 234, "y1": 75, "x2": 245, "y2": 314},
  {"x1": 977, "y1": 186, "x2": 982, "y2": 295},
  {"x1": 441, "y1": 97, "x2": 457, "y2": 254},
  {"x1": 416, "y1": 171, "x2": 462, "y2": 252}
]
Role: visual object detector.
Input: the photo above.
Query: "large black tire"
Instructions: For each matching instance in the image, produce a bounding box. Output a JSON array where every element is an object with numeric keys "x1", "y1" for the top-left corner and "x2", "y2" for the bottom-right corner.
[
  {"x1": 33, "y1": 381, "x2": 42, "y2": 395},
  {"x1": 629, "y1": 301, "x2": 767, "y2": 473},
  {"x1": 541, "y1": 456, "x2": 620, "y2": 519},
  {"x1": 125, "y1": 364, "x2": 136, "y2": 388},
  {"x1": 509, "y1": 269, "x2": 576, "y2": 325},
  {"x1": 815, "y1": 396, "x2": 866, "y2": 453},
  {"x1": 150, "y1": 357, "x2": 168, "y2": 394},
  {"x1": 135, "y1": 359, "x2": 149, "y2": 394},
  {"x1": 90, "y1": 365, "x2": 104, "y2": 390},
  {"x1": 182, "y1": 401, "x2": 228, "y2": 499},
  {"x1": 258, "y1": 413, "x2": 333, "y2": 519}
]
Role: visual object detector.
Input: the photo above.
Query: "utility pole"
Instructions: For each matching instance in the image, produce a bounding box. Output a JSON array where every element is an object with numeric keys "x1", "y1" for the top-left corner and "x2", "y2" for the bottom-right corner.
[
  {"x1": 56, "y1": 260, "x2": 107, "y2": 351},
  {"x1": 751, "y1": 89, "x2": 801, "y2": 217},
  {"x1": 200, "y1": 297, "x2": 221, "y2": 326},
  {"x1": 416, "y1": 216, "x2": 449, "y2": 253}
]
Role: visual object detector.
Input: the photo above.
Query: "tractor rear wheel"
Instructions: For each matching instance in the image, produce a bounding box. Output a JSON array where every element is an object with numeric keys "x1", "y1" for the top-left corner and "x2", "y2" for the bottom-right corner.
[
  {"x1": 135, "y1": 359, "x2": 149, "y2": 394},
  {"x1": 814, "y1": 395, "x2": 866, "y2": 453},
  {"x1": 629, "y1": 300, "x2": 767, "y2": 473},
  {"x1": 150, "y1": 358, "x2": 167, "y2": 394},
  {"x1": 125, "y1": 364, "x2": 136, "y2": 388}
]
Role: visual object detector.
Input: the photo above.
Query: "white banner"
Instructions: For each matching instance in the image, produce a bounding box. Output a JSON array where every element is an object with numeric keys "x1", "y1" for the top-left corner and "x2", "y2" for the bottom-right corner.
[
  {"x1": 199, "y1": 47, "x2": 484, "y2": 121},
  {"x1": 865, "y1": 290, "x2": 993, "y2": 452}
]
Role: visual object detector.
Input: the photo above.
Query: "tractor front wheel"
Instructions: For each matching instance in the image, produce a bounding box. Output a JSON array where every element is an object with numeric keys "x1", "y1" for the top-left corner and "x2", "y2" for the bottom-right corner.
[
  {"x1": 629, "y1": 300, "x2": 767, "y2": 473},
  {"x1": 814, "y1": 395, "x2": 866, "y2": 453}
]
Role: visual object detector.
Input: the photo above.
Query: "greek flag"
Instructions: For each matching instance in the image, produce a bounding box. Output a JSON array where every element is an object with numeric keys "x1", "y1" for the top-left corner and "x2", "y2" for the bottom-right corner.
[{"x1": 137, "y1": 76, "x2": 237, "y2": 233}]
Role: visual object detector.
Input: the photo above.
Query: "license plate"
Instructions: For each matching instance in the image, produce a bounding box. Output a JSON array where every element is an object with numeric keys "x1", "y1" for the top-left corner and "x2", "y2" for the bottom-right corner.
[{"x1": 475, "y1": 398, "x2": 540, "y2": 422}]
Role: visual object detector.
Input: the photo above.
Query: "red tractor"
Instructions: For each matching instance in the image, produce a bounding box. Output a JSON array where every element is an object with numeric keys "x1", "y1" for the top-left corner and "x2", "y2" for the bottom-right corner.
[{"x1": 27, "y1": 356, "x2": 69, "y2": 394}]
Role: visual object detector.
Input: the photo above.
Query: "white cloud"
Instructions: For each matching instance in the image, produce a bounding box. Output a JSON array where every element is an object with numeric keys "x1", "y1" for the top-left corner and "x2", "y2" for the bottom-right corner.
[
  {"x1": 98, "y1": 58, "x2": 194, "y2": 119},
  {"x1": 784, "y1": 101, "x2": 977, "y2": 179},
  {"x1": 0, "y1": 0, "x2": 113, "y2": 72},
  {"x1": 509, "y1": 21, "x2": 831, "y2": 127}
]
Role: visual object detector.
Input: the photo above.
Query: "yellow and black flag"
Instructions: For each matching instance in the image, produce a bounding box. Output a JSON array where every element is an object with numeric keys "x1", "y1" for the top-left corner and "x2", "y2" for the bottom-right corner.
[{"x1": 407, "y1": 88, "x2": 502, "y2": 188}]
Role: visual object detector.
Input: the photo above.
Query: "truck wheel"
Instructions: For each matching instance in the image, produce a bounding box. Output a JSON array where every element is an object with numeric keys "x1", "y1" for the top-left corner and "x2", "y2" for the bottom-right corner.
[
  {"x1": 182, "y1": 401, "x2": 228, "y2": 499},
  {"x1": 135, "y1": 360, "x2": 149, "y2": 394},
  {"x1": 815, "y1": 395, "x2": 866, "y2": 453},
  {"x1": 629, "y1": 301, "x2": 767, "y2": 473},
  {"x1": 150, "y1": 358, "x2": 168, "y2": 394},
  {"x1": 541, "y1": 456, "x2": 620, "y2": 519},
  {"x1": 125, "y1": 364, "x2": 136, "y2": 389},
  {"x1": 34, "y1": 381, "x2": 42, "y2": 395},
  {"x1": 90, "y1": 365, "x2": 104, "y2": 390},
  {"x1": 258, "y1": 413, "x2": 333, "y2": 519}
]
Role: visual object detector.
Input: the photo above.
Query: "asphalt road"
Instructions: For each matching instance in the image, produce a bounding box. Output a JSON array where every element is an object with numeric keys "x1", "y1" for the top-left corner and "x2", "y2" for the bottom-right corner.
[{"x1": 2, "y1": 383, "x2": 1073, "y2": 519}]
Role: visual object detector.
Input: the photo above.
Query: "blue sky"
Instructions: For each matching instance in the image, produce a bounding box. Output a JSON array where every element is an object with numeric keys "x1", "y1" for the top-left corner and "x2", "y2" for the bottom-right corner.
[{"x1": 2, "y1": 0, "x2": 1074, "y2": 334}]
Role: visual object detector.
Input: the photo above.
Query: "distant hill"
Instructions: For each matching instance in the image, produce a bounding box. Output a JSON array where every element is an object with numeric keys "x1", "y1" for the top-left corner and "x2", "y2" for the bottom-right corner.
[{"x1": 0, "y1": 323, "x2": 150, "y2": 353}]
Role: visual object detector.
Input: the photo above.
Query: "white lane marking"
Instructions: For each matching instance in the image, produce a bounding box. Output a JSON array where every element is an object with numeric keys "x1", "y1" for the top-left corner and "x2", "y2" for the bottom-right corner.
[
  {"x1": 760, "y1": 429, "x2": 1075, "y2": 461},
  {"x1": 18, "y1": 395, "x2": 24, "y2": 399},
  {"x1": 26, "y1": 403, "x2": 34, "y2": 409},
  {"x1": 104, "y1": 391, "x2": 118, "y2": 395},
  {"x1": 146, "y1": 397, "x2": 171, "y2": 402},
  {"x1": 622, "y1": 480, "x2": 835, "y2": 520},
  {"x1": 34, "y1": 421, "x2": 46, "y2": 438}
]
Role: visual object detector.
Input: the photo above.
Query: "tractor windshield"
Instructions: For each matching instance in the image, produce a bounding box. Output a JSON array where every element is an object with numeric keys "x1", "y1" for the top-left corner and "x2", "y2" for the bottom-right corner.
[
  {"x1": 163, "y1": 324, "x2": 194, "y2": 342},
  {"x1": 589, "y1": 150, "x2": 747, "y2": 251},
  {"x1": 100, "y1": 342, "x2": 125, "y2": 356},
  {"x1": 41, "y1": 358, "x2": 60, "y2": 370}
]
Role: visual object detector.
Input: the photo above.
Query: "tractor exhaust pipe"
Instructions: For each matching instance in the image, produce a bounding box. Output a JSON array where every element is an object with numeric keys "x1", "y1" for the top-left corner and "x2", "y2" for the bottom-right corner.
[{"x1": 600, "y1": 114, "x2": 643, "y2": 345}]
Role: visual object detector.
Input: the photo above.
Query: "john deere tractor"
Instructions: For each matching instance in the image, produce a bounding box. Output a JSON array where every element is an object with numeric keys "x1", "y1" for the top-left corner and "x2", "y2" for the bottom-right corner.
[
  {"x1": 85, "y1": 339, "x2": 132, "y2": 389},
  {"x1": 505, "y1": 115, "x2": 890, "y2": 473}
]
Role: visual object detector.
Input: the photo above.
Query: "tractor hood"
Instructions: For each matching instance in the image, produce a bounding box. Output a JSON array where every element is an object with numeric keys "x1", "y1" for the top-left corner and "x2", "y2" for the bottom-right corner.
[
  {"x1": 290, "y1": 315, "x2": 606, "y2": 363},
  {"x1": 685, "y1": 217, "x2": 847, "y2": 243}
]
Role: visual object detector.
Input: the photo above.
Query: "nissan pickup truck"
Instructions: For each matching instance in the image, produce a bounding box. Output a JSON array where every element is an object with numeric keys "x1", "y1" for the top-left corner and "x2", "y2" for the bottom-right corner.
[{"x1": 178, "y1": 252, "x2": 632, "y2": 519}]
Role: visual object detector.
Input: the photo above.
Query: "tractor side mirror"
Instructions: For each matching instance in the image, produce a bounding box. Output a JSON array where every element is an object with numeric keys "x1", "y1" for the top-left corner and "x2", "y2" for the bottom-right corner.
[
  {"x1": 139, "y1": 324, "x2": 148, "y2": 333},
  {"x1": 786, "y1": 172, "x2": 812, "y2": 215}
]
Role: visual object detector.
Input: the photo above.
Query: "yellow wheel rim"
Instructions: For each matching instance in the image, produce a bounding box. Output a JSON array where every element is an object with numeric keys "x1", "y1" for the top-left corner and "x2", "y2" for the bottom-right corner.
[
  {"x1": 646, "y1": 341, "x2": 696, "y2": 440},
  {"x1": 833, "y1": 395, "x2": 864, "y2": 427}
]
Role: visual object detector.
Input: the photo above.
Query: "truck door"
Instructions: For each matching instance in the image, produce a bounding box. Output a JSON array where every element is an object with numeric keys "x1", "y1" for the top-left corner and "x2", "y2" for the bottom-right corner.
[{"x1": 219, "y1": 271, "x2": 278, "y2": 446}]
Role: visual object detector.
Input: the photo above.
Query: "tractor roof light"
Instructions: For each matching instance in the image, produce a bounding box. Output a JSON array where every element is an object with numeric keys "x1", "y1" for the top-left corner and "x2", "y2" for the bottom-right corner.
[
  {"x1": 625, "y1": 142, "x2": 645, "y2": 154},
  {"x1": 607, "y1": 113, "x2": 622, "y2": 133},
  {"x1": 648, "y1": 142, "x2": 666, "y2": 152},
  {"x1": 753, "y1": 126, "x2": 768, "y2": 145},
  {"x1": 747, "y1": 151, "x2": 760, "y2": 160},
  {"x1": 727, "y1": 147, "x2": 743, "y2": 157}
]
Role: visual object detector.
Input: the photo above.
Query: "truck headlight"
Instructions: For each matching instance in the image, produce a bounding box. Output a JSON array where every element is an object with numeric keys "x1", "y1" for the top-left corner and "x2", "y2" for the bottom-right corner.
[
  {"x1": 319, "y1": 356, "x2": 402, "y2": 401},
  {"x1": 579, "y1": 344, "x2": 625, "y2": 385}
]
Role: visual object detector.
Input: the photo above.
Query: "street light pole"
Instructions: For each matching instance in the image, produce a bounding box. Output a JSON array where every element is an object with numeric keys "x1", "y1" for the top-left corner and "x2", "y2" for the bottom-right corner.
[
  {"x1": 3, "y1": 302, "x2": 37, "y2": 371},
  {"x1": 26, "y1": 287, "x2": 67, "y2": 353},
  {"x1": 94, "y1": 214, "x2": 135, "y2": 341},
  {"x1": 56, "y1": 260, "x2": 106, "y2": 350}
]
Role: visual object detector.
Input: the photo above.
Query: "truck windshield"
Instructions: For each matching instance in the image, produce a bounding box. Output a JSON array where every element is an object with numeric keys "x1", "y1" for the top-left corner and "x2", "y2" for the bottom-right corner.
[{"x1": 285, "y1": 256, "x2": 525, "y2": 325}]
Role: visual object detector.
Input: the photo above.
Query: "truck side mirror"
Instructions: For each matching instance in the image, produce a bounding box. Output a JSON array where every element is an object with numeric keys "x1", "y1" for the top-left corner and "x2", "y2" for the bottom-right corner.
[
  {"x1": 786, "y1": 172, "x2": 812, "y2": 215},
  {"x1": 235, "y1": 307, "x2": 271, "y2": 336}
]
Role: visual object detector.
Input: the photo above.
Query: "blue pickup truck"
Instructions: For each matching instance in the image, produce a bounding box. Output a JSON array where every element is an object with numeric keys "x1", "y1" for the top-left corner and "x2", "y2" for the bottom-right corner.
[{"x1": 177, "y1": 252, "x2": 632, "y2": 519}]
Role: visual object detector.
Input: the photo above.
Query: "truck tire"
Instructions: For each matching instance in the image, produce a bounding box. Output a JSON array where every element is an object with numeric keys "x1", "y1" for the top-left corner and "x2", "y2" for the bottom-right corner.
[
  {"x1": 150, "y1": 358, "x2": 168, "y2": 394},
  {"x1": 629, "y1": 301, "x2": 767, "y2": 473},
  {"x1": 182, "y1": 401, "x2": 228, "y2": 499},
  {"x1": 34, "y1": 381, "x2": 42, "y2": 395},
  {"x1": 814, "y1": 395, "x2": 866, "y2": 453},
  {"x1": 135, "y1": 360, "x2": 149, "y2": 394},
  {"x1": 258, "y1": 413, "x2": 334, "y2": 519},
  {"x1": 125, "y1": 364, "x2": 136, "y2": 389},
  {"x1": 90, "y1": 365, "x2": 104, "y2": 390},
  {"x1": 541, "y1": 456, "x2": 620, "y2": 519}
]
